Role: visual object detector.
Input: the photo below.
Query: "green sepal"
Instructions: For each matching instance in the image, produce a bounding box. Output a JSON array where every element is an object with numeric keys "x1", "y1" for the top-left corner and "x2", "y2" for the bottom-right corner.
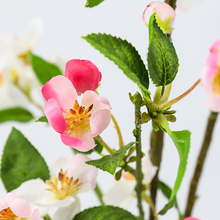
[
  {"x1": 86, "y1": 142, "x2": 135, "y2": 175},
  {"x1": 0, "y1": 107, "x2": 34, "y2": 123},
  {"x1": 35, "y1": 115, "x2": 48, "y2": 123},
  {"x1": 1, "y1": 128, "x2": 50, "y2": 191},
  {"x1": 148, "y1": 14, "x2": 179, "y2": 87}
]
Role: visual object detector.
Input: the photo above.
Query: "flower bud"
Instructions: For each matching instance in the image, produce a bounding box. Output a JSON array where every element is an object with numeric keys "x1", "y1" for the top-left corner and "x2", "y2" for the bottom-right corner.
[
  {"x1": 65, "y1": 59, "x2": 102, "y2": 95},
  {"x1": 201, "y1": 38, "x2": 220, "y2": 112},
  {"x1": 142, "y1": 1, "x2": 176, "y2": 34}
]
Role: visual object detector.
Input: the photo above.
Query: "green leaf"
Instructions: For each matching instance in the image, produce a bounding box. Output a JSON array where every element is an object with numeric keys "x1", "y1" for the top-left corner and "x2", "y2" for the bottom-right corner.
[
  {"x1": 86, "y1": 142, "x2": 135, "y2": 175},
  {"x1": 147, "y1": 14, "x2": 179, "y2": 86},
  {"x1": 0, "y1": 107, "x2": 34, "y2": 123},
  {"x1": 73, "y1": 206, "x2": 140, "y2": 220},
  {"x1": 30, "y1": 53, "x2": 63, "y2": 85},
  {"x1": 83, "y1": 33, "x2": 149, "y2": 97},
  {"x1": 85, "y1": 0, "x2": 105, "y2": 7},
  {"x1": 35, "y1": 115, "x2": 48, "y2": 123},
  {"x1": 157, "y1": 115, "x2": 190, "y2": 215},
  {"x1": 158, "y1": 181, "x2": 184, "y2": 220},
  {"x1": 1, "y1": 128, "x2": 50, "y2": 191}
]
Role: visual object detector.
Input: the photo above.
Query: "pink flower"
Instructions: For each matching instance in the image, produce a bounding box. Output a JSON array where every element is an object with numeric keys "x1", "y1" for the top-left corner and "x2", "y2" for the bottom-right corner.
[
  {"x1": 0, "y1": 192, "x2": 40, "y2": 220},
  {"x1": 184, "y1": 217, "x2": 201, "y2": 220},
  {"x1": 201, "y1": 38, "x2": 220, "y2": 112},
  {"x1": 42, "y1": 75, "x2": 111, "y2": 151},
  {"x1": 65, "y1": 59, "x2": 102, "y2": 96},
  {"x1": 142, "y1": 1, "x2": 176, "y2": 33}
]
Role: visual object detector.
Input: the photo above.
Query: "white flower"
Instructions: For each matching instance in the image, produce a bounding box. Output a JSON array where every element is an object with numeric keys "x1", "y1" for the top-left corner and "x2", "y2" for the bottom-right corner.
[
  {"x1": 176, "y1": 0, "x2": 203, "y2": 12},
  {"x1": 12, "y1": 154, "x2": 98, "y2": 220},
  {"x1": 0, "y1": 18, "x2": 43, "y2": 93},
  {"x1": 103, "y1": 154, "x2": 157, "y2": 208}
]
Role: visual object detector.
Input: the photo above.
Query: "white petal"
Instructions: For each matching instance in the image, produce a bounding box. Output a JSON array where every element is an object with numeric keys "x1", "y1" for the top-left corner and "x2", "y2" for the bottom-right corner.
[
  {"x1": 177, "y1": 0, "x2": 203, "y2": 12},
  {"x1": 12, "y1": 178, "x2": 49, "y2": 216},
  {"x1": 103, "y1": 180, "x2": 136, "y2": 208},
  {"x1": 142, "y1": 155, "x2": 158, "y2": 185},
  {"x1": 52, "y1": 197, "x2": 80, "y2": 220}
]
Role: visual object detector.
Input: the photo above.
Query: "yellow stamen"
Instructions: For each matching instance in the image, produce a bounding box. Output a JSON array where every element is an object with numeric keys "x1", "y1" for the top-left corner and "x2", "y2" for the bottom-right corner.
[
  {"x1": 0, "y1": 73, "x2": 4, "y2": 86},
  {"x1": 18, "y1": 52, "x2": 30, "y2": 65},
  {"x1": 46, "y1": 169, "x2": 82, "y2": 200},
  {"x1": 63, "y1": 101, "x2": 93, "y2": 137},
  {"x1": 0, "y1": 207, "x2": 21, "y2": 220},
  {"x1": 10, "y1": 69, "x2": 18, "y2": 85},
  {"x1": 212, "y1": 70, "x2": 220, "y2": 94}
]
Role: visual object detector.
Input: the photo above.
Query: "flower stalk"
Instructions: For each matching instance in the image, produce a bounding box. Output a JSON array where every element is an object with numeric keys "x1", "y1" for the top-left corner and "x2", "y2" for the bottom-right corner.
[
  {"x1": 184, "y1": 111, "x2": 219, "y2": 217},
  {"x1": 94, "y1": 184, "x2": 105, "y2": 206}
]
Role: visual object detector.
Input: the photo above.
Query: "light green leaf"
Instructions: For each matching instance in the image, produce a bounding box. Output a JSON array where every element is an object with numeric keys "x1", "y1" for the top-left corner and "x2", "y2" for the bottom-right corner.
[
  {"x1": 86, "y1": 142, "x2": 135, "y2": 175},
  {"x1": 0, "y1": 107, "x2": 34, "y2": 123},
  {"x1": 85, "y1": 0, "x2": 105, "y2": 7},
  {"x1": 83, "y1": 33, "x2": 149, "y2": 97},
  {"x1": 73, "y1": 206, "x2": 140, "y2": 220},
  {"x1": 1, "y1": 128, "x2": 50, "y2": 191},
  {"x1": 148, "y1": 14, "x2": 179, "y2": 86},
  {"x1": 30, "y1": 53, "x2": 63, "y2": 85},
  {"x1": 158, "y1": 181, "x2": 184, "y2": 220},
  {"x1": 157, "y1": 115, "x2": 190, "y2": 215},
  {"x1": 35, "y1": 115, "x2": 48, "y2": 123}
]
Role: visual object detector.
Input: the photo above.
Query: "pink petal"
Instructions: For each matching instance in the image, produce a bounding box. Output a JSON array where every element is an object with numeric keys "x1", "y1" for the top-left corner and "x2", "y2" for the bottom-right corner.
[
  {"x1": 90, "y1": 109, "x2": 111, "y2": 137},
  {"x1": 184, "y1": 218, "x2": 201, "y2": 220},
  {"x1": 60, "y1": 131, "x2": 95, "y2": 152},
  {"x1": 210, "y1": 38, "x2": 220, "y2": 53},
  {"x1": 204, "y1": 94, "x2": 220, "y2": 112},
  {"x1": 41, "y1": 75, "x2": 77, "y2": 111},
  {"x1": 44, "y1": 98, "x2": 67, "y2": 134},
  {"x1": 81, "y1": 91, "x2": 111, "y2": 114},
  {"x1": 9, "y1": 197, "x2": 31, "y2": 217},
  {"x1": 65, "y1": 59, "x2": 102, "y2": 95},
  {"x1": 29, "y1": 209, "x2": 40, "y2": 220},
  {"x1": 67, "y1": 154, "x2": 98, "y2": 192},
  {"x1": 0, "y1": 200, "x2": 9, "y2": 211},
  {"x1": 142, "y1": 1, "x2": 176, "y2": 27}
]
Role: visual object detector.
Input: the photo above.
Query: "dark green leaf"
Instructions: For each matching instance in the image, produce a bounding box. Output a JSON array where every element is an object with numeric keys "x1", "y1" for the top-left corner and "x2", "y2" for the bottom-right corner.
[
  {"x1": 85, "y1": 0, "x2": 105, "y2": 7},
  {"x1": 30, "y1": 53, "x2": 63, "y2": 85},
  {"x1": 148, "y1": 14, "x2": 179, "y2": 86},
  {"x1": 83, "y1": 33, "x2": 149, "y2": 97},
  {"x1": 86, "y1": 142, "x2": 135, "y2": 175},
  {"x1": 35, "y1": 116, "x2": 48, "y2": 123},
  {"x1": 0, "y1": 107, "x2": 34, "y2": 123},
  {"x1": 1, "y1": 128, "x2": 50, "y2": 191},
  {"x1": 73, "y1": 206, "x2": 140, "y2": 220},
  {"x1": 158, "y1": 181, "x2": 184, "y2": 220}
]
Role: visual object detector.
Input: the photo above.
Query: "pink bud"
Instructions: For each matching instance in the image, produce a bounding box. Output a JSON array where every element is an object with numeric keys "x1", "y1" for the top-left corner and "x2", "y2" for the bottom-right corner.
[
  {"x1": 184, "y1": 217, "x2": 201, "y2": 220},
  {"x1": 65, "y1": 59, "x2": 102, "y2": 95},
  {"x1": 142, "y1": 1, "x2": 176, "y2": 33}
]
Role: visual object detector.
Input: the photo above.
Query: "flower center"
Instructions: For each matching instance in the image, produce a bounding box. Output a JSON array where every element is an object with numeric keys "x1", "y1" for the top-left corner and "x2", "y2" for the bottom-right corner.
[
  {"x1": 212, "y1": 70, "x2": 220, "y2": 94},
  {"x1": 10, "y1": 69, "x2": 19, "y2": 85},
  {"x1": 17, "y1": 52, "x2": 30, "y2": 65},
  {"x1": 0, "y1": 207, "x2": 21, "y2": 220},
  {"x1": 63, "y1": 101, "x2": 93, "y2": 138},
  {"x1": 123, "y1": 172, "x2": 136, "y2": 181},
  {"x1": 46, "y1": 169, "x2": 82, "y2": 200}
]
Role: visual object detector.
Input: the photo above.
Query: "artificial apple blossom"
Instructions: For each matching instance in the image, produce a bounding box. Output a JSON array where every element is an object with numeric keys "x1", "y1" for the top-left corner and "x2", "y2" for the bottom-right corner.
[
  {"x1": 0, "y1": 18, "x2": 43, "y2": 93},
  {"x1": 42, "y1": 75, "x2": 111, "y2": 152},
  {"x1": 13, "y1": 154, "x2": 98, "y2": 220},
  {"x1": 0, "y1": 192, "x2": 40, "y2": 220},
  {"x1": 103, "y1": 154, "x2": 157, "y2": 208},
  {"x1": 142, "y1": 1, "x2": 176, "y2": 34},
  {"x1": 65, "y1": 59, "x2": 102, "y2": 96},
  {"x1": 184, "y1": 217, "x2": 201, "y2": 220},
  {"x1": 201, "y1": 38, "x2": 220, "y2": 112}
]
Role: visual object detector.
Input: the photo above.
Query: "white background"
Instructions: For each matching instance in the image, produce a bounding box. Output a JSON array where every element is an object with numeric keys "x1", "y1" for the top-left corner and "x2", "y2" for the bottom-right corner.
[{"x1": 0, "y1": 0, "x2": 219, "y2": 219}]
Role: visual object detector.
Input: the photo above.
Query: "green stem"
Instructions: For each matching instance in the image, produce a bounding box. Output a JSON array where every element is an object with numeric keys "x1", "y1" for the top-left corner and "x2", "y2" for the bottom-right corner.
[
  {"x1": 184, "y1": 111, "x2": 218, "y2": 217},
  {"x1": 96, "y1": 135, "x2": 115, "y2": 155},
  {"x1": 43, "y1": 214, "x2": 52, "y2": 220},
  {"x1": 111, "y1": 114, "x2": 124, "y2": 148},
  {"x1": 149, "y1": 129, "x2": 164, "y2": 220},
  {"x1": 164, "y1": 0, "x2": 177, "y2": 9},
  {"x1": 94, "y1": 184, "x2": 105, "y2": 206},
  {"x1": 133, "y1": 95, "x2": 144, "y2": 219},
  {"x1": 143, "y1": 193, "x2": 158, "y2": 220},
  {"x1": 159, "y1": 79, "x2": 200, "y2": 111}
]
